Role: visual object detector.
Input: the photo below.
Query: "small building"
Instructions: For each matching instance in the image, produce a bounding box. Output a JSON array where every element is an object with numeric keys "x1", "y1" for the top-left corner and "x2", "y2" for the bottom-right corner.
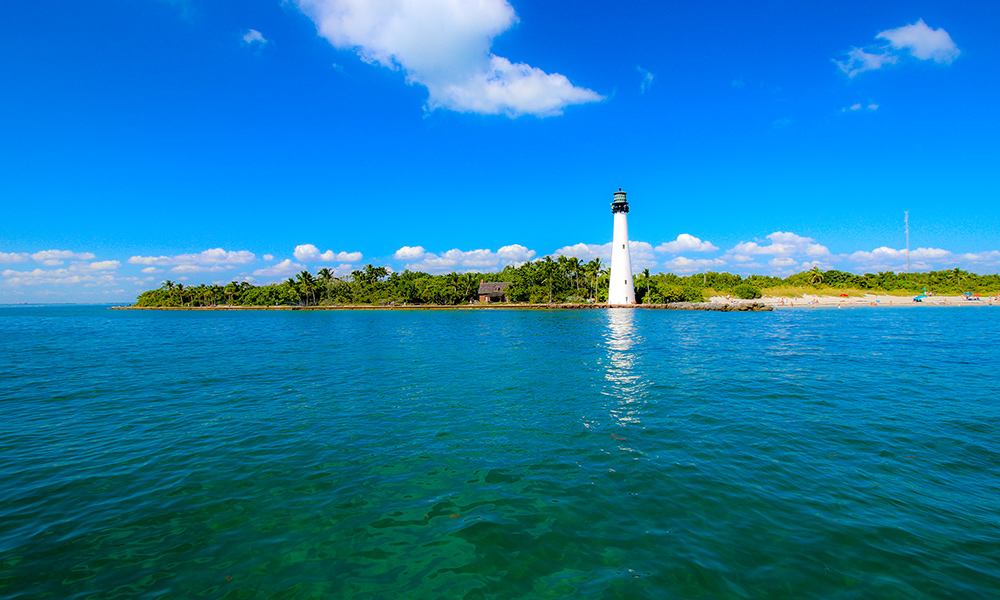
[{"x1": 478, "y1": 281, "x2": 511, "y2": 303}]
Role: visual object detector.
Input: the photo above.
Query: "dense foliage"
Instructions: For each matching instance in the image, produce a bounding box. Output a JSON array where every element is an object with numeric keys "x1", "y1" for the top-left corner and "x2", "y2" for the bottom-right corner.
[{"x1": 134, "y1": 263, "x2": 1000, "y2": 307}]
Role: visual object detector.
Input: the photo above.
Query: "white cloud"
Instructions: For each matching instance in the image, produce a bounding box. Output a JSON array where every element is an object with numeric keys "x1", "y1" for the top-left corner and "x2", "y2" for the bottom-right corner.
[
  {"x1": 769, "y1": 257, "x2": 799, "y2": 268},
  {"x1": 293, "y1": 244, "x2": 363, "y2": 263},
  {"x1": 835, "y1": 19, "x2": 959, "y2": 78},
  {"x1": 263, "y1": 254, "x2": 274, "y2": 261},
  {"x1": 554, "y1": 241, "x2": 657, "y2": 271},
  {"x1": 252, "y1": 259, "x2": 305, "y2": 277},
  {"x1": 655, "y1": 234, "x2": 718, "y2": 254},
  {"x1": 399, "y1": 245, "x2": 539, "y2": 274},
  {"x1": 0, "y1": 252, "x2": 29, "y2": 264},
  {"x1": 128, "y1": 248, "x2": 255, "y2": 269},
  {"x1": 394, "y1": 246, "x2": 426, "y2": 260},
  {"x1": 243, "y1": 29, "x2": 267, "y2": 45},
  {"x1": 29, "y1": 250, "x2": 97, "y2": 266},
  {"x1": 662, "y1": 257, "x2": 726, "y2": 273},
  {"x1": 959, "y1": 251, "x2": 1000, "y2": 264},
  {"x1": 141, "y1": 267, "x2": 161, "y2": 274},
  {"x1": 87, "y1": 260, "x2": 121, "y2": 271},
  {"x1": 637, "y1": 66, "x2": 654, "y2": 93},
  {"x1": 1, "y1": 261, "x2": 120, "y2": 286},
  {"x1": 834, "y1": 48, "x2": 898, "y2": 78},
  {"x1": 294, "y1": 0, "x2": 603, "y2": 117},
  {"x1": 496, "y1": 244, "x2": 535, "y2": 264},
  {"x1": 877, "y1": 19, "x2": 960, "y2": 63},
  {"x1": 728, "y1": 232, "x2": 831, "y2": 260},
  {"x1": 171, "y1": 265, "x2": 227, "y2": 274},
  {"x1": 848, "y1": 246, "x2": 952, "y2": 264},
  {"x1": 842, "y1": 103, "x2": 879, "y2": 112}
]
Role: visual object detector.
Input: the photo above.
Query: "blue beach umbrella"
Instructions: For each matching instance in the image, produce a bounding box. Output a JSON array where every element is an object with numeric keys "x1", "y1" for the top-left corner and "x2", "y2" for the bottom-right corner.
[{"x1": 962, "y1": 292, "x2": 973, "y2": 296}]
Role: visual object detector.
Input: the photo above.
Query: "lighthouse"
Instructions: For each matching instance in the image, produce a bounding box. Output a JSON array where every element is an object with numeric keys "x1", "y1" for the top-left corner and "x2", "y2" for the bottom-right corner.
[{"x1": 608, "y1": 189, "x2": 636, "y2": 304}]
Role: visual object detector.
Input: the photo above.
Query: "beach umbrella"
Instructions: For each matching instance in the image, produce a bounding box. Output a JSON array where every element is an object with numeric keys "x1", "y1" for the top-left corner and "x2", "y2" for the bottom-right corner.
[
  {"x1": 914, "y1": 295, "x2": 927, "y2": 299},
  {"x1": 839, "y1": 293, "x2": 849, "y2": 297},
  {"x1": 962, "y1": 292, "x2": 973, "y2": 296}
]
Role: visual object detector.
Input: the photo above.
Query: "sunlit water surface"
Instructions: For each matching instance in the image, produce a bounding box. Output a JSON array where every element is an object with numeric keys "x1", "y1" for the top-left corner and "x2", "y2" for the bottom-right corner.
[{"x1": 1, "y1": 305, "x2": 998, "y2": 599}]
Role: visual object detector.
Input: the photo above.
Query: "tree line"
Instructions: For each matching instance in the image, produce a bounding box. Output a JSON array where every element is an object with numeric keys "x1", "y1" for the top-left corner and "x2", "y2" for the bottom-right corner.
[{"x1": 133, "y1": 262, "x2": 1000, "y2": 307}]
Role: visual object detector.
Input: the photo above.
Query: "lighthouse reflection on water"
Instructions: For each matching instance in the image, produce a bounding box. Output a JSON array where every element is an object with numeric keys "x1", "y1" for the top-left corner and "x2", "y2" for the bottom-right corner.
[{"x1": 604, "y1": 308, "x2": 648, "y2": 428}]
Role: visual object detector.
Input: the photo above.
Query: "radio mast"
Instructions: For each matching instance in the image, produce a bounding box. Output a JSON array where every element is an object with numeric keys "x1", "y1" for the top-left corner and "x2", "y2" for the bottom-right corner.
[{"x1": 904, "y1": 211, "x2": 910, "y2": 274}]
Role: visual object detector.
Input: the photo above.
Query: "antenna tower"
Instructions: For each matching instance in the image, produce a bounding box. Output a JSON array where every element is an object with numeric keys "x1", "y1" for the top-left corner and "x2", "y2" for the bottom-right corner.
[{"x1": 904, "y1": 211, "x2": 910, "y2": 274}]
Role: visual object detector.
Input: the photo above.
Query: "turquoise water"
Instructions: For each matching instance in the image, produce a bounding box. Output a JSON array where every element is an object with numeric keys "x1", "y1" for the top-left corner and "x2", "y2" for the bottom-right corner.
[{"x1": 1, "y1": 305, "x2": 998, "y2": 599}]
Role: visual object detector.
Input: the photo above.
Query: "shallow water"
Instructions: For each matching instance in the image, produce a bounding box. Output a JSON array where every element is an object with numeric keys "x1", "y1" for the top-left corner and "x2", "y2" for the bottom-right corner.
[{"x1": 1, "y1": 305, "x2": 998, "y2": 599}]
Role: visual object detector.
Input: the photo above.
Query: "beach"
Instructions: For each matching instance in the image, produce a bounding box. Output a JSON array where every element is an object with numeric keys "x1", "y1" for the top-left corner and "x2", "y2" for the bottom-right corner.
[{"x1": 712, "y1": 293, "x2": 998, "y2": 309}]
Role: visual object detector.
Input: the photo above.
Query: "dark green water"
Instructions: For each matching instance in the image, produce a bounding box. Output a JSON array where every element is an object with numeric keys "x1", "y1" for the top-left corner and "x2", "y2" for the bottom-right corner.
[{"x1": 1, "y1": 305, "x2": 998, "y2": 599}]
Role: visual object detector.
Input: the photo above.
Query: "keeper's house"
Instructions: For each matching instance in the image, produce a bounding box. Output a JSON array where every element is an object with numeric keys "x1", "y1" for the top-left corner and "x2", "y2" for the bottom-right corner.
[{"x1": 478, "y1": 281, "x2": 511, "y2": 303}]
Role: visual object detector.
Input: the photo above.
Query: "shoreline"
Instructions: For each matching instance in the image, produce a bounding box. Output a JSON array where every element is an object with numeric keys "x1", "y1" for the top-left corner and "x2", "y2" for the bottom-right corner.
[
  {"x1": 712, "y1": 294, "x2": 997, "y2": 309},
  {"x1": 111, "y1": 302, "x2": 772, "y2": 312}
]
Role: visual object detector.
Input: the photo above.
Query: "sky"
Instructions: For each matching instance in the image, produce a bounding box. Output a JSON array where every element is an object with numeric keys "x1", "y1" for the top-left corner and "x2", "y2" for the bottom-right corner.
[{"x1": 2, "y1": 0, "x2": 998, "y2": 302}]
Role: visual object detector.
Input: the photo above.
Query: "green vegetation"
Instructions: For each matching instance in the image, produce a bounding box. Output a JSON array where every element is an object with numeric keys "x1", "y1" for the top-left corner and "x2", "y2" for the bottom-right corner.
[
  {"x1": 134, "y1": 265, "x2": 1000, "y2": 307},
  {"x1": 732, "y1": 283, "x2": 762, "y2": 300}
]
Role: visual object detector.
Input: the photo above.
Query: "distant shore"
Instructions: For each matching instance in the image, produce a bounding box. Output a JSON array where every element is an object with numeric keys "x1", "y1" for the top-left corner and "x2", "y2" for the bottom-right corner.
[
  {"x1": 711, "y1": 294, "x2": 998, "y2": 309},
  {"x1": 111, "y1": 302, "x2": 772, "y2": 312}
]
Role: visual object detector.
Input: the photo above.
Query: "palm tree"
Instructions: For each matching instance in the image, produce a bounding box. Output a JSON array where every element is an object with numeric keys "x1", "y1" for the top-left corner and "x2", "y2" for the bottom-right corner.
[
  {"x1": 565, "y1": 256, "x2": 582, "y2": 291},
  {"x1": 286, "y1": 277, "x2": 303, "y2": 305},
  {"x1": 588, "y1": 258, "x2": 603, "y2": 300},
  {"x1": 176, "y1": 283, "x2": 186, "y2": 307},
  {"x1": 807, "y1": 266, "x2": 824, "y2": 285},
  {"x1": 296, "y1": 270, "x2": 317, "y2": 306},
  {"x1": 948, "y1": 267, "x2": 968, "y2": 289},
  {"x1": 318, "y1": 268, "x2": 334, "y2": 304},
  {"x1": 643, "y1": 268, "x2": 651, "y2": 303}
]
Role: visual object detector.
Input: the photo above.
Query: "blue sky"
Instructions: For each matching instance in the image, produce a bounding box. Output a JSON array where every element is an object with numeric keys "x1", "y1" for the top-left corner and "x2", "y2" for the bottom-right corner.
[{"x1": 2, "y1": 0, "x2": 997, "y2": 302}]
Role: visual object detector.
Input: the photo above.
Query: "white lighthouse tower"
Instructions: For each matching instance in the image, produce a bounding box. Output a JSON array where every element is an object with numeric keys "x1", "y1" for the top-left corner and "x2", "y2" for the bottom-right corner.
[{"x1": 608, "y1": 189, "x2": 635, "y2": 304}]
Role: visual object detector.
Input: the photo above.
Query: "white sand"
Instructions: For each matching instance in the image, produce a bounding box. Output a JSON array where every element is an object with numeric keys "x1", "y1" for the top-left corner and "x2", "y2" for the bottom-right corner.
[{"x1": 709, "y1": 293, "x2": 999, "y2": 309}]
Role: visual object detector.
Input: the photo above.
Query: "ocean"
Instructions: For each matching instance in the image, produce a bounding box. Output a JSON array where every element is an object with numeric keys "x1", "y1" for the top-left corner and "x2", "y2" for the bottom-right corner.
[{"x1": 1, "y1": 305, "x2": 997, "y2": 599}]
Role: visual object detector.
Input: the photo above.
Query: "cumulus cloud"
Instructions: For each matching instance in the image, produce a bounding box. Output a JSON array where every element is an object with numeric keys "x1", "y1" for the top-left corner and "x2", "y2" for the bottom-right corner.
[
  {"x1": 398, "y1": 244, "x2": 537, "y2": 274},
  {"x1": 29, "y1": 250, "x2": 97, "y2": 266},
  {"x1": 128, "y1": 248, "x2": 255, "y2": 272},
  {"x1": 878, "y1": 19, "x2": 960, "y2": 63},
  {"x1": 847, "y1": 246, "x2": 953, "y2": 271},
  {"x1": 394, "y1": 246, "x2": 426, "y2": 260},
  {"x1": 243, "y1": 29, "x2": 267, "y2": 45},
  {"x1": 662, "y1": 257, "x2": 726, "y2": 273},
  {"x1": 294, "y1": 0, "x2": 603, "y2": 117},
  {"x1": 263, "y1": 254, "x2": 274, "y2": 261},
  {"x1": 87, "y1": 260, "x2": 121, "y2": 271},
  {"x1": 2, "y1": 260, "x2": 121, "y2": 286},
  {"x1": 0, "y1": 252, "x2": 29, "y2": 264},
  {"x1": 835, "y1": 19, "x2": 959, "y2": 78},
  {"x1": 728, "y1": 232, "x2": 831, "y2": 259},
  {"x1": 252, "y1": 259, "x2": 305, "y2": 278},
  {"x1": 959, "y1": 250, "x2": 1000, "y2": 264},
  {"x1": 554, "y1": 241, "x2": 657, "y2": 271},
  {"x1": 496, "y1": 244, "x2": 535, "y2": 264},
  {"x1": 293, "y1": 244, "x2": 363, "y2": 263},
  {"x1": 655, "y1": 234, "x2": 718, "y2": 254}
]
